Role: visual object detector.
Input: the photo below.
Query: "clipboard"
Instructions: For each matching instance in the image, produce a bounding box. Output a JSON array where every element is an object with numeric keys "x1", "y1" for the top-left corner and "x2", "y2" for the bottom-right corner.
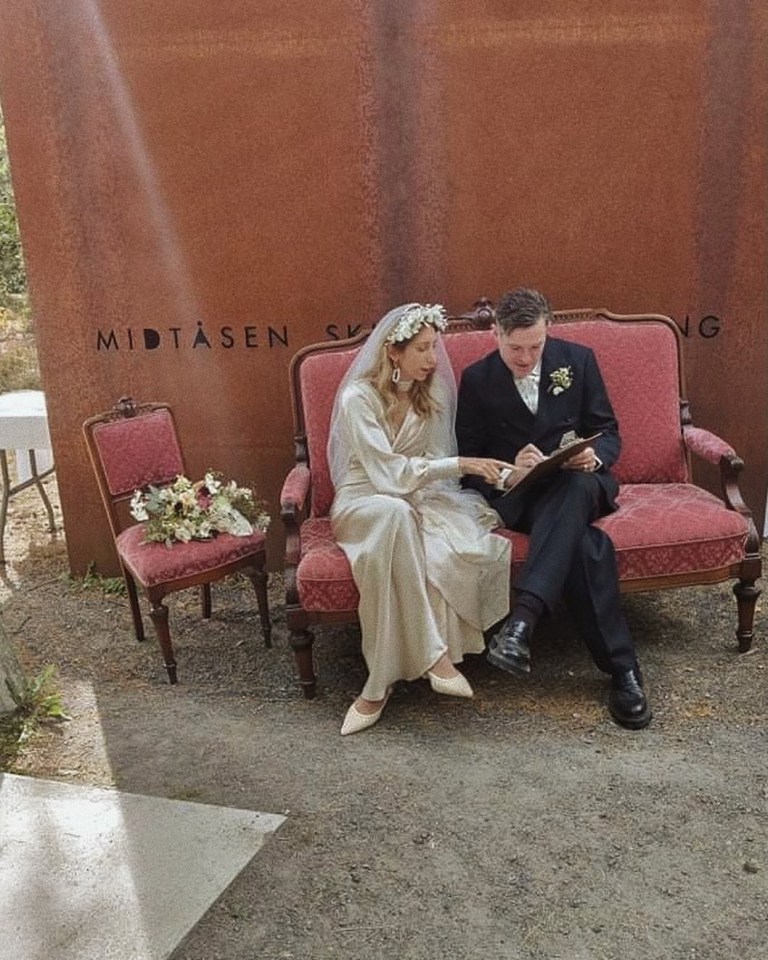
[{"x1": 501, "y1": 433, "x2": 602, "y2": 497}]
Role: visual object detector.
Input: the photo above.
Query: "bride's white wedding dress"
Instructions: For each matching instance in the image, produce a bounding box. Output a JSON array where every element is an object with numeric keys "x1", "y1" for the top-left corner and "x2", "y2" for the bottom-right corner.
[{"x1": 331, "y1": 380, "x2": 510, "y2": 701}]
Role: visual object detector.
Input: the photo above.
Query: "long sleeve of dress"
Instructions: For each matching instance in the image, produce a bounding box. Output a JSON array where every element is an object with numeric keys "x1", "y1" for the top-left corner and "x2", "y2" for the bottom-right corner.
[{"x1": 341, "y1": 383, "x2": 459, "y2": 494}]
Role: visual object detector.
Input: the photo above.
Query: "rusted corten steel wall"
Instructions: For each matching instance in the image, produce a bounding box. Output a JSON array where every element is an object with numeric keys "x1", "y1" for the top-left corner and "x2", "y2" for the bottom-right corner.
[{"x1": 0, "y1": 1, "x2": 765, "y2": 573}]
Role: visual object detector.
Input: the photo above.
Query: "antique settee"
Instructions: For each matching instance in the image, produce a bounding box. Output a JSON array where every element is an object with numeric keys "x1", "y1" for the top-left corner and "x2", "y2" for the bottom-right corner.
[{"x1": 280, "y1": 303, "x2": 762, "y2": 698}]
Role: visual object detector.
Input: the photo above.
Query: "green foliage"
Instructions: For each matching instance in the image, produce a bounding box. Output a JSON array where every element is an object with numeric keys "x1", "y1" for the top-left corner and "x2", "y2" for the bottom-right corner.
[
  {"x1": 1, "y1": 664, "x2": 70, "y2": 769},
  {"x1": 5, "y1": 663, "x2": 69, "y2": 722},
  {"x1": 63, "y1": 562, "x2": 127, "y2": 597},
  {"x1": 0, "y1": 111, "x2": 27, "y2": 300},
  {"x1": 0, "y1": 303, "x2": 40, "y2": 392},
  {"x1": 0, "y1": 108, "x2": 37, "y2": 392}
]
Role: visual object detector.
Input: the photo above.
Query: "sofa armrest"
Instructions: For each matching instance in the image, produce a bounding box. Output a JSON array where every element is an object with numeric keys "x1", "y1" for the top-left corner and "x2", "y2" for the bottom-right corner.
[
  {"x1": 280, "y1": 465, "x2": 311, "y2": 609},
  {"x1": 682, "y1": 426, "x2": 757, "y2": 532},
  {"x1": 280, "y1": 464, "x2": 311, "y2": 515},
  {"x1": 682, "y1": 425, "x2": 738, "y2": 466}
]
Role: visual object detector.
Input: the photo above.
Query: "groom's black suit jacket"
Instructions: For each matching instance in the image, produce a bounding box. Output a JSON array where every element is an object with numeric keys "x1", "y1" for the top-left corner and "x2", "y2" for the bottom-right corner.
[{"x1": 456, "y1": 336, "x2": 621, "y2": 519}]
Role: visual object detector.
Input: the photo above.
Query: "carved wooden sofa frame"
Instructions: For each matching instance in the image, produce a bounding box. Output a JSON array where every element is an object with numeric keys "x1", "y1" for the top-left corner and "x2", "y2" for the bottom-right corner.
[{"x1": 280, "y1": 302, "x2": 762, "y2": 699}]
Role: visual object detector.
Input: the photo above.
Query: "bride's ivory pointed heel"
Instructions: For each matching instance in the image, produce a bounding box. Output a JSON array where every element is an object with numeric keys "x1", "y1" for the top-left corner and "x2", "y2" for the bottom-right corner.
[
  {"x1": 425, "y1": 670, "x2": 474, "y2": 699},
  {"x1": 340, "y1": 689, "x2": 392, "y2": 736}
]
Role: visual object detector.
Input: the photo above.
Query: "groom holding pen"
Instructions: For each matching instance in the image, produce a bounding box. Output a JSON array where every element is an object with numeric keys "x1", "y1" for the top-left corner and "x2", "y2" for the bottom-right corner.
[{"x1": 456, "y1": 287, "x2": 651, "y2": 729}]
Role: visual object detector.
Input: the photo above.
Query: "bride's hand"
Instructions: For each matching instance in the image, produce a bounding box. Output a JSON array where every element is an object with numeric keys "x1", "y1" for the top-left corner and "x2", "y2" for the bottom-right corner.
[{"x1": 458, "y1": 457, "x2": 516, "y2": 486}]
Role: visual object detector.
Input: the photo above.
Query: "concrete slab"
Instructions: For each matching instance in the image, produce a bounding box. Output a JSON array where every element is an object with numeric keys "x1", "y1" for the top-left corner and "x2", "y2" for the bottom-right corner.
[{"x1": 0, "y1": 773, "x2": 285, "y2": 960}]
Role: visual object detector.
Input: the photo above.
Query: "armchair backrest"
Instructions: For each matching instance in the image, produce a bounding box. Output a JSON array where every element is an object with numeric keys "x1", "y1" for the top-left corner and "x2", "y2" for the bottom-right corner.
[
  {"x1": 291, "y1": 310, "x2": 689, "y2": 519},
  {"x1": 83, "y1": 399, "x2": 185, "y2": 538}
]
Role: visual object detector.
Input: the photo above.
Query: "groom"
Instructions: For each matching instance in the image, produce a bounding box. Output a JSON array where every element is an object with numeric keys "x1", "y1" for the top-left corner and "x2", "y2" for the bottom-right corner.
[{"x1": 456, "y1": 287, "x2": 651, "y2": 729}]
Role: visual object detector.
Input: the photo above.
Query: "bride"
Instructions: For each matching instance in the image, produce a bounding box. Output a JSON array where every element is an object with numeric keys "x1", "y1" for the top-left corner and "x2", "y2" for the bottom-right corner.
[{"x1": 328, "y1": 303, "x2": 517, "y2": 735}]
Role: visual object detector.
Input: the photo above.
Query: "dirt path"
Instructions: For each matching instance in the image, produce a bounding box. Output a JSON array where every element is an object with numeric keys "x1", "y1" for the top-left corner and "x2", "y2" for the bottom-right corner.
[{"x1": 2, "y1": 479, "x2": 767, "y2": 959}]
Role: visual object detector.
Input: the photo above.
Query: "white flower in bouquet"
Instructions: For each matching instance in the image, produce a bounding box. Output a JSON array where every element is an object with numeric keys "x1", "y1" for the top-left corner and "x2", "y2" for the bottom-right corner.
[{"x1": 130, "y1": 471, "x2": 270, "y2": 547}]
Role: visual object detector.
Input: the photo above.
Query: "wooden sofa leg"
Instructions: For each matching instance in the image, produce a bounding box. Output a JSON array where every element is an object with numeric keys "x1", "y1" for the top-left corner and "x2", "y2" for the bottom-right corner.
[
  {"x1": 245, "y1": 568, "x2": 272, "y2": 648},
  {"x1": 734, "y1": 579, "x2": 761, "y2": 652},
  {"x1": 290, "y1": 628, "x2": 316, "y2": 699}
]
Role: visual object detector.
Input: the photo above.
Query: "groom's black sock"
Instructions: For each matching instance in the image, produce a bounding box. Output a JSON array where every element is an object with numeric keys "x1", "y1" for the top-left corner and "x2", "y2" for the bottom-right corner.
[{"x1": 510, "y1": 590, "x2": 545, "y2": 631}]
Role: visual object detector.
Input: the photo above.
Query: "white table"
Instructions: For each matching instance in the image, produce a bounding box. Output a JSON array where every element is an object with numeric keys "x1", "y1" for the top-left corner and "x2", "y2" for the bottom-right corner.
[{"x1": 0, "y1": 390, "x2": 56, "y2": 564}]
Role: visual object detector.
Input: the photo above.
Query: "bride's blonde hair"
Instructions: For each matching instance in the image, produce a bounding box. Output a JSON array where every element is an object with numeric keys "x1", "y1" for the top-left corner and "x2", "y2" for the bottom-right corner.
[{"x1": 366, "y1": 338, "x2": 440, "y2": 423}]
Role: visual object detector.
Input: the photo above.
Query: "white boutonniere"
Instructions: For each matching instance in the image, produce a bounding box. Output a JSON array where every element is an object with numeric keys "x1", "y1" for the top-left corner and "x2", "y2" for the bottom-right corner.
[{"x1": 548, "y1": 366, "x2": 573, "y2": 395}]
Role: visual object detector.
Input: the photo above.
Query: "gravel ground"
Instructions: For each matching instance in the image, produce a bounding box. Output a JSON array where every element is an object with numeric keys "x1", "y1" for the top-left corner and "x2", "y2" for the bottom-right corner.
[{"x1": 2, "y1": 479, "x2": 767, "y2": 960}]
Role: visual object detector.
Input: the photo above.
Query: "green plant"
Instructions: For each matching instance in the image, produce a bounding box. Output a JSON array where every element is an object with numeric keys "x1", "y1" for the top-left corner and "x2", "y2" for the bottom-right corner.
[
  {"x1": 62, "y1": 562, "x2": 127, "y2": 596},
  {"x1": 5, "y1": 663, "x2": 70, "y2": 724},
  {"x1": 0, "y1": 110, "x2": 27, "y2": 301},
  {"x1": 0, "y1": 308, "x2": 41, "y2": 390},
  {"x1": 1, "y1": 664, "x2": 70, "y2": 769},
  {"x1": 0, "y1": 108, "x2": 38, "y2": 393}
]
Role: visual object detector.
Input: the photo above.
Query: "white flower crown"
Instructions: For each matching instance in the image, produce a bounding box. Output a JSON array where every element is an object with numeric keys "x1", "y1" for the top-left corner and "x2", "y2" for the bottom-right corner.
[{"x1": 385, "y1": 303, "x2": 447, "y2": 344}]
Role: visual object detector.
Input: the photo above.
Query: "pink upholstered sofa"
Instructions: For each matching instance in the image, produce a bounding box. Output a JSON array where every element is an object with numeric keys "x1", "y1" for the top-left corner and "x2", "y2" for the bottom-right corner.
[{"x1": 280, "y1": 305, "x2": 762, "y2": 698}]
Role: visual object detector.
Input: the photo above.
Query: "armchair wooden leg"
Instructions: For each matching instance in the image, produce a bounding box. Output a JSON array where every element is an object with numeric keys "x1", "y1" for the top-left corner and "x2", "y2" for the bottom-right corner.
[
  {"x1": 734, "y1": 579, "x2": 761, "y2": 652},
  {"x1": 246, "y1": 568, "x2": 272, "y2": 648},
  {"x1": 148, "y1": 598, "x2": 177, "y2": 684},
  {"x1": 123, "y1": 569, "x2": 145, "y2": 643},
  {"x1": 290, "y1": 628, "x2": 316, "y2": 699},
  {"x1": 200, "y1": 583, "x2": 212, "y2": 619}
]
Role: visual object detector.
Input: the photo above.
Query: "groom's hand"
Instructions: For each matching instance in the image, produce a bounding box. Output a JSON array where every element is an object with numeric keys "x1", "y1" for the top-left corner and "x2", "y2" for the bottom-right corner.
[
  {"x1": 563, "y1": 446, "x2": 598, "y2": 472},
  {"x1": 514, "y1": 444, "x2": 545, "y2": 470}
]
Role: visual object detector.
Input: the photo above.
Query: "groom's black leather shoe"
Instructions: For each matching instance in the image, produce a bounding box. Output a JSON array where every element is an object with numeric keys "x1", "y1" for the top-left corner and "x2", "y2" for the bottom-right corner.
[
  {"x1": 487, "y1": 619, "x2": 531, "y2": 677},
  {"x1": 608, "y1": 667, "x2": 652, "y2": 730}
]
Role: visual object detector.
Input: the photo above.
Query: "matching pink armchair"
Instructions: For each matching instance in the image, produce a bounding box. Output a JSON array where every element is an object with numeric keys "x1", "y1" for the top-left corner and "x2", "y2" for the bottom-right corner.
[
  {"x1": 83, "y1": 397, "x2": 271, "y2": 683},
  {"x1": 280, "y1": 305, "x2": 761, "y2": 699}
]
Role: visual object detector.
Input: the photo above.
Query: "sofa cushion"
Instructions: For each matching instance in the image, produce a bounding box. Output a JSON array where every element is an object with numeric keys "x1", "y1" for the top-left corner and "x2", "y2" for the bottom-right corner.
[
  {"x1": 493, "y1": 484, "x2": 748, "y2": 582},
  {"x1": 117, "y1": 524, "x2": 267, "y2": 587},
  {"x1": 296, "y1": 518, "x2": 359, "y2": 612},
  {"x1": 597, "y1": 483, "x2": 749, "y2": 581},
  {"x1": 295, "y1": 486, "x2": 748, "y2": 612}
]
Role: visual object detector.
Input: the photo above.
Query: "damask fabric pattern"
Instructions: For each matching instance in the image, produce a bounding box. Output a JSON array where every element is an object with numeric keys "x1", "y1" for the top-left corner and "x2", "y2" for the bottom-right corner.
[
  {"x1": 280, "y1": 465, "x2": 311, "y2": 512},
  {"x1": 329, "y1": 382, "x2": 510, "y2": 702},
  {"x1": 93, "y1": 411, "x2": 184, "y2": 496},
  {"x1": 682, "y1": 426, "x2": 737, "y2": 464},
  {"x1": 296, "y1": 482, "x2": 749, "y2": 612},
  {"x1": 598, "y1": 484, "x2": 749, "y2": 580},
  {"x1": 442, "y1": 322, "x2": 689, "y2": 485},
  {"x1": 551, "y1": 321, "x2": 688, "y2": 484},
  {"x1": 300, "y1": 349, "x2": 357, "y2": 517},
  {"x1": 495, "y1": 483, "x2": 748, "y2": 581},
  {"x1": 297, "y1": 518, "x2": 359, "y2": 612},
  {"x1": 117, "y1": 524, "x2": 267, "y2": 587}
]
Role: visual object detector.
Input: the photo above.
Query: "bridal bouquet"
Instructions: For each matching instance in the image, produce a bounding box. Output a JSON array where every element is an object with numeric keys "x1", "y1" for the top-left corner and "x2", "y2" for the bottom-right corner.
[{"x1": 130, "y1": 472, "x2": 270, "y2": 547}]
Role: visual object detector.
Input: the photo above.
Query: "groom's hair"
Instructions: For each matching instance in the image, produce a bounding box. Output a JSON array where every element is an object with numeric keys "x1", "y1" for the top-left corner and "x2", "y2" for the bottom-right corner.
[{"x1": 495, "y1": 288, "x2": 553, "y2": 332}]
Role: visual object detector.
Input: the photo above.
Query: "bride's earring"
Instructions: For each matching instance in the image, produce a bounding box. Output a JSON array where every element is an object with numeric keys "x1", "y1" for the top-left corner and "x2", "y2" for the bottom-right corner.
[{"x1": 391, "y1": 363, "x2": 401, "y2": 384}]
